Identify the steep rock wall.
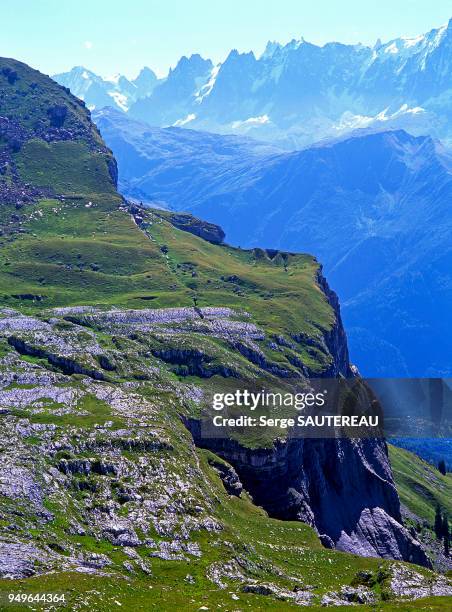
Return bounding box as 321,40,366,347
187,424,430,567
185,270,429,566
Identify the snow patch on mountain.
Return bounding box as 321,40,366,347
173,113,196,127
105,73,121,85
195,65,220,103
108,91,129,112
401,34,425,48
232,115,270,129
385,43,399,55
336,105,425,131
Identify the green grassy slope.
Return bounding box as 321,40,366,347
0,56,336,377
0,58,103,141
16,139,115,194
0,197,335,373
389,445,452,524
0,196,331,327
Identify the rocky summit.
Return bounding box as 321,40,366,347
0,57,451,610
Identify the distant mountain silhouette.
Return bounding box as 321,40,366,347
56,19,452,147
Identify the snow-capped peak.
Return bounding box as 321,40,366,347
53,66,160,114
401,34,425,48
172,113,196,127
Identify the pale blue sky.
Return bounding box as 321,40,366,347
2,0,451,78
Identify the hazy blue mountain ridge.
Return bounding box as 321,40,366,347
55,18,452,147
94,108,452,377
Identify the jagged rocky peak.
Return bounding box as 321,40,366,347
133,66,158,90
261,40,283,59
53,64,159,113
173,53,212,72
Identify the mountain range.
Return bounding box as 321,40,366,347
54,65,158,112
55,18,452,148
94,108,452,378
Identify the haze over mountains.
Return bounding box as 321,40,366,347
94,108,452,378
55,18,452,147
53,16,452,378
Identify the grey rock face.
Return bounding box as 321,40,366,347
315,268,352,377
0,466,41,503
79,552,112,569
336,507,427,565
242,582,314,605
54,303,332,379
192,432,429,566
389,564,452,599
208,458,243,496
0,305,432,588
320,586,376,606
65,305,235,326
102,523,140,547
0,542,43,578
130,205,226,245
